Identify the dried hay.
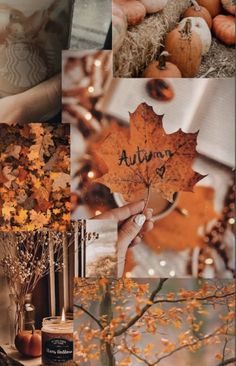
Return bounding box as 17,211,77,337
113,0,191,77
197,37,235,78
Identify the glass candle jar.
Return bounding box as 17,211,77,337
42,316,73,366
0,0,74,97
23,293,35,331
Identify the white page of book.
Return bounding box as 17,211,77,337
189,78,235,168
100,78,208,133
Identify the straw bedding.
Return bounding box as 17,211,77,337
113,0,191,78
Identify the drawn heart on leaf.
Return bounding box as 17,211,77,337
95,103,206,204
156,166,165,179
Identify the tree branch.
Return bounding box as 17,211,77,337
124,337,151,365
114,278,168,337
153,291,236,305
125,327,228,366
151,329,221,366
74,304,104,330
113,283,235,337
216,358,236,366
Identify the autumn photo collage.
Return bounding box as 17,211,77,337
0,1,235,366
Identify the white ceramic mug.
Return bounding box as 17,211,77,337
0,0,74,97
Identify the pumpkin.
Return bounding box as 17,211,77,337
112,4,127,53
165,19,202,77
212,14,235,45
139,0,168,13
221,0,236,14
15,326,41,358
197,0,222,17
115,0,146,26
183,0,213,28
146,79,175,101
142,51,182,77
113,2,125,17
179,17,212,55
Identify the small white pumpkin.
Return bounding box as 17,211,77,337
112,5,127,54
178,16,212,55
112,2,125,17
139,0,168,13
115,0,146,26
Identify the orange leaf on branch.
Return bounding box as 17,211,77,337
95,103,205,206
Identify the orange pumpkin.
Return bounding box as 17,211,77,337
165,19,202,77
142,51,182,78
15,327,41,358
146,79,175,101
221,0,236,14
197,0,222,17
116,0,147,26
183,0,213,28
212,14,235,45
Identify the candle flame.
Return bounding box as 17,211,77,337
61,308,66,322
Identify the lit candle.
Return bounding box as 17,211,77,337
42,309,73,366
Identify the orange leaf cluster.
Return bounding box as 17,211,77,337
74,278,235,365
0,123,70,231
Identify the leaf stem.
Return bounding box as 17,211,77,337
143,185,151,212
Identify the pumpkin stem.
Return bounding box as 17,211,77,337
158,51,170,70
31,324,35,335
180,18,192,39
191,0,201,11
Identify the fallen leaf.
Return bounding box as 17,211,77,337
14,209,28,224
2,166,15,188
95,103,205,202
1,203,15,221
5,145,22,159
144,186,219,252
51,172,70,191
0,123,70,231
0,169,8,185
30,123,45,139
29,210,51,227
17,167,29,182
32,186,50,202
42,129,54,156
34,199,52,212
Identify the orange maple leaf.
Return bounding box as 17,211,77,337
95,103,205,202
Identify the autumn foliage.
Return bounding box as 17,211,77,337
0,123,70,231
74,278,235,366
95,103,205,203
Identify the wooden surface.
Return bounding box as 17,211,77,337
1,345,41,366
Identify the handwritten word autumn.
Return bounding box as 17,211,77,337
118,146,173,167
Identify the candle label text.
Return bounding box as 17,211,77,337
43,338,73,363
